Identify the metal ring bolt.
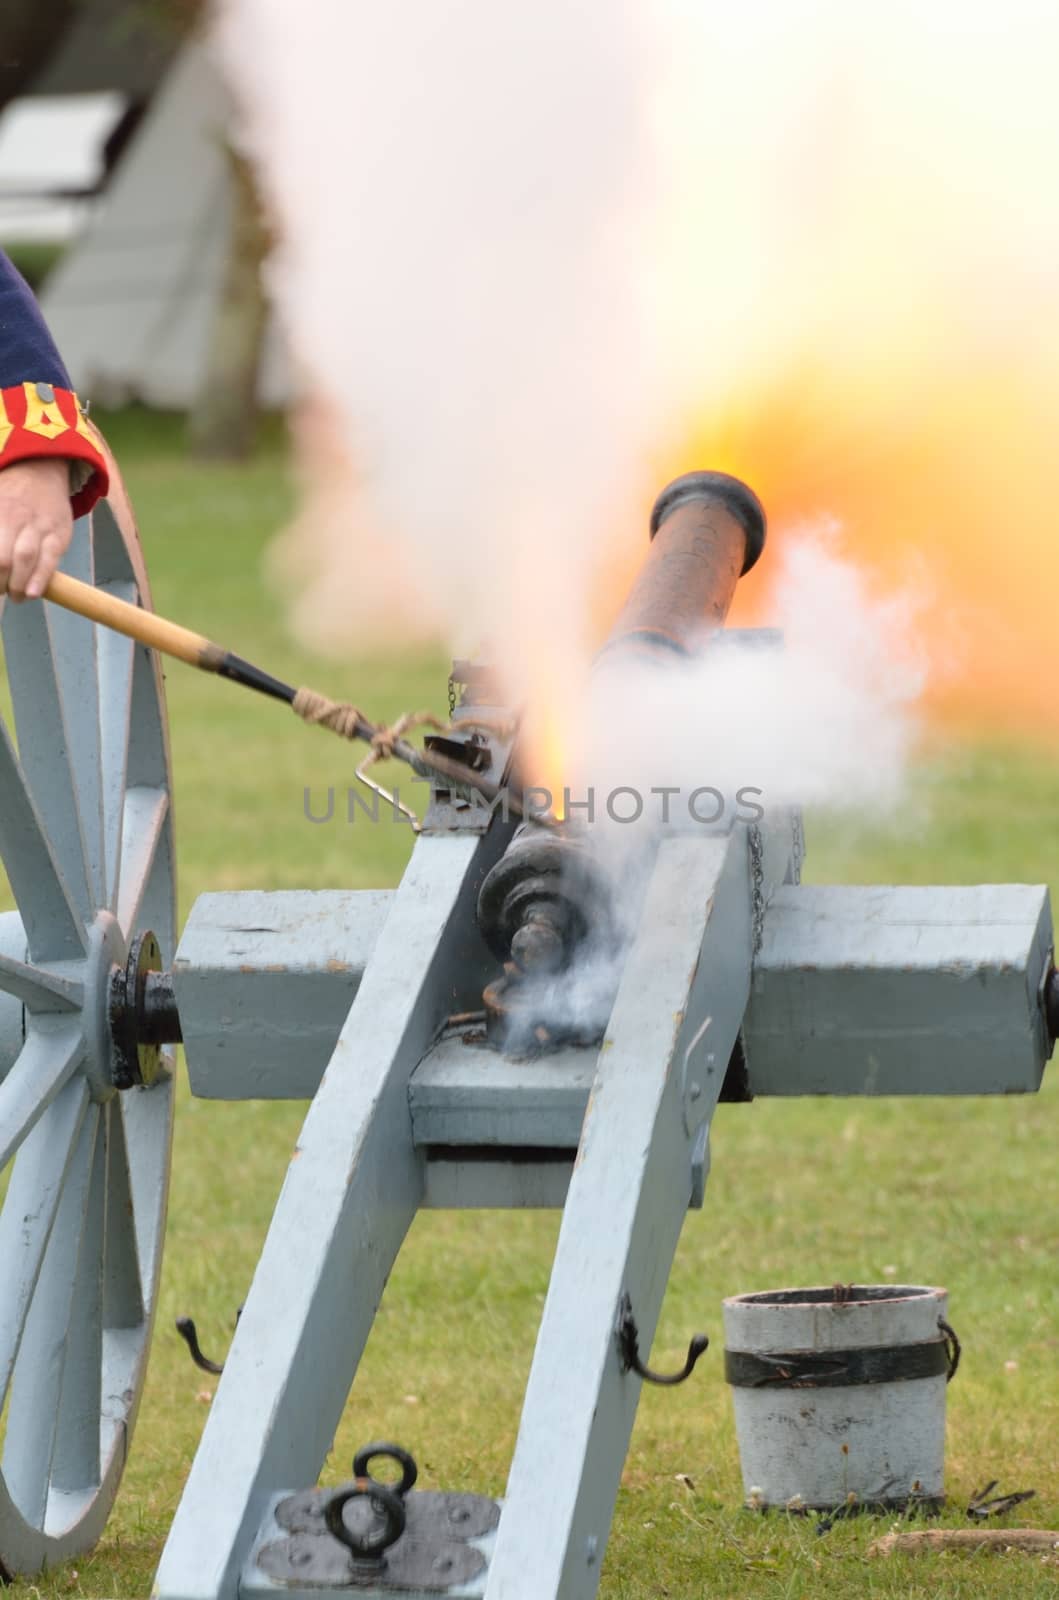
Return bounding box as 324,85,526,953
324,1443,418,1564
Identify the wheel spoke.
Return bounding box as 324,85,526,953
125,644,169,792
102,1099,143,1329
85,500,142,908
119,1067,173,1293
0,1023,84,1172
0,721,87,963
1,602,93,920
48,536,106,909
89,501,136,589
51,1117,106,1494
98,614,135,914
2,1106,100,1528
0,1078,90,1405
0,952,82,1013
115,787,169,940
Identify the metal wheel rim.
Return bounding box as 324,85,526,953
0,481,174,1575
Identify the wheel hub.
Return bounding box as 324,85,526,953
108,929,169,1090
81,910,127,1101
78,917,178,1098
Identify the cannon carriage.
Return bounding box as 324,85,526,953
0,465,1053,1598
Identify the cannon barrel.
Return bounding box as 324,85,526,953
599,470,766,662
476,472,766,986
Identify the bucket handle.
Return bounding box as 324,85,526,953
938,1317,961,1382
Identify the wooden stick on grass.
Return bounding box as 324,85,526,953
870,1529,1059,1558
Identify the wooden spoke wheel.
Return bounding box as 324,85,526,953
0,472,174,1576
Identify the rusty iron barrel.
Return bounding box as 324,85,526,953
598,470,766,663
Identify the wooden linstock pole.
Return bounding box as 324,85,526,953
45,571,296,701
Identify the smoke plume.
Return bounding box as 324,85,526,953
215,0,1059,806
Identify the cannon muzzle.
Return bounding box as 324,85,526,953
599,470,766,663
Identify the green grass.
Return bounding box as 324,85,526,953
6,410,1059,1597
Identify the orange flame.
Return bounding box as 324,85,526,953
518,689,576,820
585,349,1059,742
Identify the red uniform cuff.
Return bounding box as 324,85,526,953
0,381,109,517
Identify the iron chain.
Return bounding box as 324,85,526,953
748,823,766,956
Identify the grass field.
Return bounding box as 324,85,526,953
6,411,1059,1599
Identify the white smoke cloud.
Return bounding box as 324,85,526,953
578,530,928,827
213,0,1059,809
501,531,928,1050
214,0,661,692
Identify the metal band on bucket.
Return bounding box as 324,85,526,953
725,1336,951,1390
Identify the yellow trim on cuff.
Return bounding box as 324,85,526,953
21,381,70,441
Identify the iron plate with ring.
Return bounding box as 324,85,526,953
258,1442,499,1593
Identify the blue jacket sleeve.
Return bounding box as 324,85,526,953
0,250,73,390
0,249,108,515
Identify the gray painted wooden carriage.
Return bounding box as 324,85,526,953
0,471,1052,1598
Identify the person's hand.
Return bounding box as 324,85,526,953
0,457,74,601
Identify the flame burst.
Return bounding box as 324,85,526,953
556,349,1057,748
592,1,1059,741
530,340,1059,797
676,357,1059,733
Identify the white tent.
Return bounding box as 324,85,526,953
40,39,288,410
0,91,126,242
